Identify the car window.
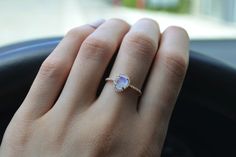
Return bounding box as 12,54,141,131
0,0,236,46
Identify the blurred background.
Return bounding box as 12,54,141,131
0,0,236,46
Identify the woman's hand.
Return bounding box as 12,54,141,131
0,18,189,157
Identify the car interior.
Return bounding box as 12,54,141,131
0,38,235,156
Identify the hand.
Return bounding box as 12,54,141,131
0,18,189,157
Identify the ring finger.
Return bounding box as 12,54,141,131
99,18,160,112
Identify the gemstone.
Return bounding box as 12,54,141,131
114,74,130,92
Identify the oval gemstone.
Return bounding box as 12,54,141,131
114,74,130,92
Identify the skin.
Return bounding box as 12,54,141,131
0,18,189,157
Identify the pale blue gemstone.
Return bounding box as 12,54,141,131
114,74,129,92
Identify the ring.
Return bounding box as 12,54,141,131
105,74,142,96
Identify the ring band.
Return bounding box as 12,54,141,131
105,74,142,96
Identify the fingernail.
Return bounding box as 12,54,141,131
88,19,106,29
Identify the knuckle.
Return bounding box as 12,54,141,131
84,37,113,52
86,129,115,154
125,32,157,59
91,132,113,147
87,117,117,148
39,57,68,78
82,37,114,60
162,51,188,78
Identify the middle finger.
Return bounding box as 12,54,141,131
54,19,130,113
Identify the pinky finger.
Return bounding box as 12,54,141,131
139,26,189,135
